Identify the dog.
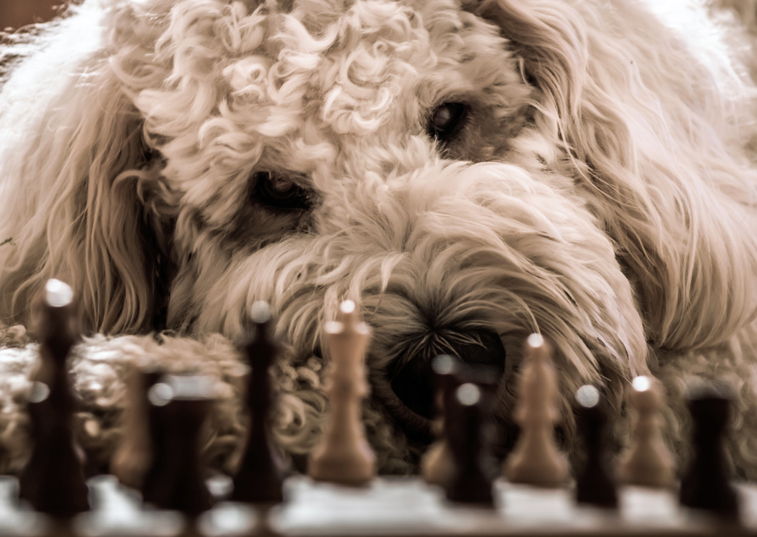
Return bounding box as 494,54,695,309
0,0,756,479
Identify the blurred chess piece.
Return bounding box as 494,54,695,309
445,382,495,506
232,301,286,504
309,300,376,485
505,334,568,487
111,363,164,489
679,383,739,520
617,376,675,488
421,355,461,487
19,279,89,518
141,374,215,516
574,384,618,509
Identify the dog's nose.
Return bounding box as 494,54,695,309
389,328,506,424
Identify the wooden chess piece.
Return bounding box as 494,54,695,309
574,385,618,509
232,301,285,504
445,382,495,506
421,355,461,486
679,383,740,520
309,300,376,485
617,376,675,488
19,279,89,518
504,333,568,487
111,363,164,489
141,374,215,516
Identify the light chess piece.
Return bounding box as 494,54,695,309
504,334,568,487
617,375,675,488
309,300,376,485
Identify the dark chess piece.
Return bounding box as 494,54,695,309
141,374,215,516
19,279,89,518
679,384,740,520
574,385,618,509
421,354,461,486
445,382,495,507
232,301,285,504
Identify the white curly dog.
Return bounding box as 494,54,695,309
0,0,756,479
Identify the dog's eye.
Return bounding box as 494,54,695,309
427,102,468,141
253,172,311,211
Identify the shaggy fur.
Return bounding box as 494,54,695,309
0,0,756,478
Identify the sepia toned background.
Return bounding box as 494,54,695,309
1,0,65,31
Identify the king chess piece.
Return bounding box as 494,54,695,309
617,376,675,488
19,279,89,518
504,333,568,487
309,300,376,485
232,301,286,504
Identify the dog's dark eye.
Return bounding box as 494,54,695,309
427,102,468,141
253,172,311,211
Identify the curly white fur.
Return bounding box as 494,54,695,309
0,0,756,478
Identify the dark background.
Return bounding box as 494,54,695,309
1,0,65,31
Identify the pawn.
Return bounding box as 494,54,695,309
421,355,461,486
141,374,215,516
19,279,89,518
679,384,739,520
617,376,675,488
445,383,495,506
309,300,376,485
505,334,568,487
111,364,164,489
574,385,617,509
232,302,285,504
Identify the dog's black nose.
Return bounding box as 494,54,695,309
388,328,506,423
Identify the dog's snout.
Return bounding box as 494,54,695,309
386,328,506,435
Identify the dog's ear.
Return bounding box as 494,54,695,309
0,2,173,334
473,0,757,351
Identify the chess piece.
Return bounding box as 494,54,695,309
617,376,675,488
232,301,285,504
574,385,618,508
421,355,461,486
505,334,568,487
309,300,376,485
141,374,215,516
679,384,739,520
111,364,164,489
19,279,89,518
445,383,495,506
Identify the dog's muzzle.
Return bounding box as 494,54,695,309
372,328,506,443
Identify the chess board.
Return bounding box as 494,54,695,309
1,475,757,537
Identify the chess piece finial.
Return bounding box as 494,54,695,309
141,374,215,516
617,376,675,488
232,301,286,504
19,279,89,518
574,384,618,509
308,300,376,485
445,382,495,506
421,355,461,486
679,383,739,520
504,334,568,487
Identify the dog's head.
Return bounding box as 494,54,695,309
2,0,756,464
